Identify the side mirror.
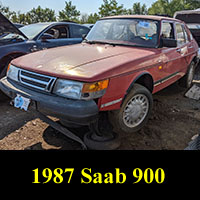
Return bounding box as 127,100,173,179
40,33,54,41
161,38,177,48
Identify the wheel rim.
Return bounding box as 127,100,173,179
122,94,149,128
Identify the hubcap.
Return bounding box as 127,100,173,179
123,94,149,128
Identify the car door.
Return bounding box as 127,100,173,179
182,24,196,68
69,24,90,43
36,24,82,50
159,21,188,85
174,23,190,74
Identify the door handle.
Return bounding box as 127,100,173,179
30,45,38,52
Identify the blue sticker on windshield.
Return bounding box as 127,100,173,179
139,21,150,28
145,34,152,40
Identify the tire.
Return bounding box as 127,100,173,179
59,120,83,128
109,83,153,134
0,61,10,79
179,61,196,89
83,131,121,150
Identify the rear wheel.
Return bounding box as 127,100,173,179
109,83,153,134
179,61,196,89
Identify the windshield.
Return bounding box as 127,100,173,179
86,19,159,48
0,23,50,40
19,23,50,39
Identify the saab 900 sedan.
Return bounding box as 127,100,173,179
0,15,199,148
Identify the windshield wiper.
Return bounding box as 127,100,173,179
111,43,143,47
84,40,117,46
1,33,22,40
84,40,146,47
83,39,153,48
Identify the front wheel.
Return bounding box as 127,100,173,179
109,84,153,134
0,61,10,79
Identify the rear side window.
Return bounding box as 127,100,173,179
182,26,189,42
70,25,89,38
176,23,186,46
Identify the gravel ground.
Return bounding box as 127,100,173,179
0,80,200,150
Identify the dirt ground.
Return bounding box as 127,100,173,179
0,80,200,150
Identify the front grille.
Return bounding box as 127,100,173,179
19,69,56,92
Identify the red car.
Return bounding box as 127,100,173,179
0,15,199,148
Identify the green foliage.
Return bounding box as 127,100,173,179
0,4,14,19
148,0,200,17
98,0,126,17
26,6,56,23
1,0,200,25
131,2,148,15
87,13,100,24
58,1,80,22
9,6,56,24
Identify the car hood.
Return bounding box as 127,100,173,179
0,13,27,39
12,43,157,82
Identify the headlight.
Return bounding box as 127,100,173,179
53,79,83,99
7,64,19,82
53,79,109,100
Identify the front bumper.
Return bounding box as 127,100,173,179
0,77,99,125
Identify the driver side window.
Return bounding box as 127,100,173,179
41,25,69,40
161,22,175,39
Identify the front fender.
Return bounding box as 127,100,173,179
99,71,153,111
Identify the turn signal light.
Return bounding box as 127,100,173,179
82,79,109,93
7,63,11,73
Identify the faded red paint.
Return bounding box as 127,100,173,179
11,16,199,111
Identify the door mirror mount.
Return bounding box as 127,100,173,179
40,33,54,42
161,38,177,48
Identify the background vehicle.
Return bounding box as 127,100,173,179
14,23,24,28
0,12,90,78
174,9,200,46
83,24,94,29
0,15,199,149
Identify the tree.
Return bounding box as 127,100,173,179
186,0,200,9
98,0,126,17
87,13,100,24
132,2,147,15
148,0,200,17
26,6,56,24
148,0,171,16
0,4,14,20
58,1,80,22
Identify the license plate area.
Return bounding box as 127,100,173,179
14,94,31,111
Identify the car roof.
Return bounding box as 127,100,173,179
101,15,182,22
30,21,84,26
